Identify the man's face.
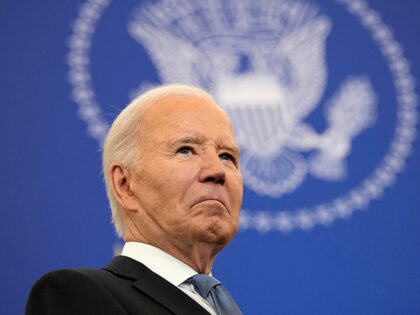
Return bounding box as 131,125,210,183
128,95,243,248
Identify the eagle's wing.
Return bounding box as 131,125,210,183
128,18,211,87
272,16,331,122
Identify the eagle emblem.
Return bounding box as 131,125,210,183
128,0,377,197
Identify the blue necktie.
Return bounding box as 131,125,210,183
187,274,242,315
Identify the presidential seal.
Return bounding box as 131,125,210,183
68,0,417,233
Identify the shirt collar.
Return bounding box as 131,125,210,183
121,242,199,287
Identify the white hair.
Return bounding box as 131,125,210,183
102,84,216,237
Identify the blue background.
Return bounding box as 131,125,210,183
1,0,419,314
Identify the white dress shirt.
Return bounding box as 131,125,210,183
121,242,217,315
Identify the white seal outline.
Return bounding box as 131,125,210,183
67,0,418,233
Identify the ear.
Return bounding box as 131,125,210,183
109,163,139,212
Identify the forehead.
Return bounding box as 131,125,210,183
140,95,235,140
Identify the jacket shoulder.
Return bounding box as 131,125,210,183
25,268,128,315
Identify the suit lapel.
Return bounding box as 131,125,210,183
103,256,210,315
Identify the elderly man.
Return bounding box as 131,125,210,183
26,85,244,315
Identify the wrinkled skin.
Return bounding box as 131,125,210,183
111,95,243,273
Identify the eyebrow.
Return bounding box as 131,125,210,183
219,142,241,157
170,136,240,157
170,136,204,148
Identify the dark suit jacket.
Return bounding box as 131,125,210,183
25,255,211,315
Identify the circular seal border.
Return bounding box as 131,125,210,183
67,0,418,233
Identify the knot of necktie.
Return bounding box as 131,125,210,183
186,274,242,315
188,274,221,298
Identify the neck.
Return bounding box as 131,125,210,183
123,212,228,274
162,240,222,274
124,228,224,275
125,234,222,274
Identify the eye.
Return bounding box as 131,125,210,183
177,146,192,155
219,152,234,161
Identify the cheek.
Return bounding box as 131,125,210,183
171,162,199,187
156,165,198,213
234,172,244,198
229,174,244,213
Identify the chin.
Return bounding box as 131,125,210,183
196,218,236,246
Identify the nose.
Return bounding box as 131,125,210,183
198,152,226,185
